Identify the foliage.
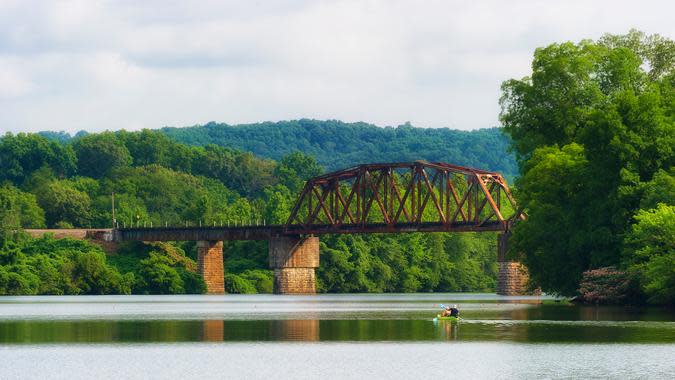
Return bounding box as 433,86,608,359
160,120,518,179
223,273,257,294
0,133,76,184
500,30,674,300
0,185,45,229
638,169,675,210
1,119,511,295
275,151,323,193
109,242,205,294
137,252,185,294
0,235,132,295
73,132,133,179
239,269,274,293
576,267,641,305
508,143,592,294
623,204,675,305
35,180,92,228
317,232,497,293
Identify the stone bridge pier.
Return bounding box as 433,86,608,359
197,240,225,294
269,236,319,294
496,232,530,295
196,236,319,294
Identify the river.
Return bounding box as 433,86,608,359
1,294,674,379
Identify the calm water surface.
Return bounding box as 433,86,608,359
1,294,674,379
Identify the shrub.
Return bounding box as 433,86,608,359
223,273,257,294
577,267,642,304
240,269,273,293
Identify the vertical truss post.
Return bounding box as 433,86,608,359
308,183,312,224
466,177,473,222
416,167,422,223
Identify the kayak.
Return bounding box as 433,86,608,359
434,314,460,322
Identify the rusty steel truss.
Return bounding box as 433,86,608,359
285,161,523,235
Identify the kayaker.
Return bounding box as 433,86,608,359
441,305,459,318
449,304,459,318
441,306,451,317
441,304,459,318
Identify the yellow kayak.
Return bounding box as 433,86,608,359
434,314,460,322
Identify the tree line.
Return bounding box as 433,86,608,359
0,128,499,295
43,120,519,180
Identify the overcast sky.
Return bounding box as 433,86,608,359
1,0,673,134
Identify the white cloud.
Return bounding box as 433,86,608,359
0,0,673,133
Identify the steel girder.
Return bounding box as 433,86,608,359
285,161,524,235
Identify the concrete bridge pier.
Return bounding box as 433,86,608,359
269,236,319,294
197,240,225,294
496,232,530,295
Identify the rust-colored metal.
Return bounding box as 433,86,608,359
113,161,524,242
285,161,523,235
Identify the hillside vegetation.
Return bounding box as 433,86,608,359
1,128,499,295
161,120,518,178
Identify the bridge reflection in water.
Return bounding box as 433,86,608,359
202,320,319,342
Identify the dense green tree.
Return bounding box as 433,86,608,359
317,232,497,294
262,185,292,224
500,30,674,297
223,273,257,294
638,169,675,209
73,132,132,178
118,129,173,167
275,152,323,193
0,133,76,183
239,269,274,293
624,204,675,305
0,185,45,229
0,235,132,295
161,120,518,179
36,181,92,228
137,252,185,294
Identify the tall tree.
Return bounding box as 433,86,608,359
72,132,132,178
0,133,76,183
500,30,674,295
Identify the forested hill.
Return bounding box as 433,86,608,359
160,120,517,178
2,128,500,295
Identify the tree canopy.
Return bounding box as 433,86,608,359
157,120,518,179
500,30,674,300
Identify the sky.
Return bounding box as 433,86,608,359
1,0,673,134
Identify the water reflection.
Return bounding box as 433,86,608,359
272,320,319,341
202,320,223,342
0,295,674,344
438,319,459,341
3,318,673,344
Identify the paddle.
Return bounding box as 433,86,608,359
433,304,447,322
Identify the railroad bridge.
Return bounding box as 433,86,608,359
111,161,527,295
47,161,524,295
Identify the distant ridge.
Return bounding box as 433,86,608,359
160,120,517,179
34,120,518,179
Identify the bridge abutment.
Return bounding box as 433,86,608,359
197,240,225,294
269,236,319,294
496,232,530,295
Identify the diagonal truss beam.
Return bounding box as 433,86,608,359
285,161,520,234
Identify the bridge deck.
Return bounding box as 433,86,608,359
113,221,503,242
